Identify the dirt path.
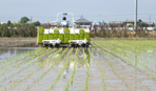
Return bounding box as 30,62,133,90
0,37,38,47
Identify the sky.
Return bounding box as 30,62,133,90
0,0,156,23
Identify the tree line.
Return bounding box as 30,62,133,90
0,24,37,37
91,22,156,38
0,16,39,37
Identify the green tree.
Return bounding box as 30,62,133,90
20,16,30,24
138,22,149,27
34,21,41,26
128,25,134,27
7,20,11,26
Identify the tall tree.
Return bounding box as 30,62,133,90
20,16,30,24
34,21,41,26
7,20,11,26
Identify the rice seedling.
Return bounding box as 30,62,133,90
0,49,52,83
95,40,156,81
88,48,106,91
82,48,90,91
0,48,42,70
64,48,78,91
95,41,142,70
93,40,146,88
0,39,156,90
0,49,46,77
23,48,68,91
46,48,73,91
4,49,58,90
92,43,125,68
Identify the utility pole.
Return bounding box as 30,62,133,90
31,16,33,23
149,15,151,22
134,0,138,31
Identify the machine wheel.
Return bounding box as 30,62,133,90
71,44,74,47
50,44,54,48
74,44,77,48
82,44,86,48
55,44,60,48
86,44,89,48
57,44,60,48
44,44,49,49
77,44,80,48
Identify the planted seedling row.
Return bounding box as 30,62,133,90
23,48,68,91
0,48,42,69
64,48,78,91
46,48,73,91
82,48,90,91
0,49,52,84
95,41,142,71
0,48,49,78
4,48,58,91
91,44,125,68
97,41,156,76
88,48,106,91
1,48,43,70
95,40,156,82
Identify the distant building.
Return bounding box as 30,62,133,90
145,22,155,27
0,22,7,25
26,21,34,24
109,21,125,27
74,16,92,28
125,19,142,26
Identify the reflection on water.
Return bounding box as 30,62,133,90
0,47,39,61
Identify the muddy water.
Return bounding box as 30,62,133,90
0,47,39,62
0,47,156,91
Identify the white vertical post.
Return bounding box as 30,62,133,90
134,0,138,31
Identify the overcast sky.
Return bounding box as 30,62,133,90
0,0,156,23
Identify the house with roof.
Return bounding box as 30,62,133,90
0,22,7,25
109,21,125,27
125,19,142,27
26,21,34,25
145,22,155,27
74,16,92,28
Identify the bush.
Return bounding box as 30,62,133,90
0,24,37,37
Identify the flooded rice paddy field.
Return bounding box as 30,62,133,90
0,40,156,91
